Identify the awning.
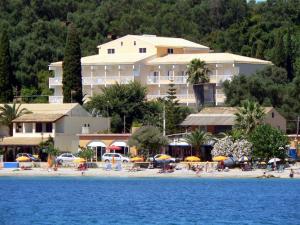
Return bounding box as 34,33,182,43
169,141,190,146
0,137,46,146
87,141,106,148
111,141,127,147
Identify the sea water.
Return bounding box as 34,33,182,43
0,177,299,225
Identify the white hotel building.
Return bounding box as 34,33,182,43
49,35,271,105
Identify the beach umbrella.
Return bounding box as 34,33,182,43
158,155,171,160
109,145,122,151
185,156,201,162
131,156,143,162
268,158,281,164
213,156,228,162
239,156,250,162
16,156,30,162
73,158,86,163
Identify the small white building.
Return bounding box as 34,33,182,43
0,103,109,161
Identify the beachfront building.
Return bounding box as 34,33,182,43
49,35,272,106
78,133,135,161
0,103,108,161
181,107,286,134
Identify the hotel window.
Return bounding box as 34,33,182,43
16,123,22,133
139,48,146,53
107,48,115,54
36,123,42,133
167,70,173,80
167,48,174,54
46,123,53,133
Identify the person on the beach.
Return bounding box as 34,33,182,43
220,160,225,170
205,161,209,172
290,169,294,178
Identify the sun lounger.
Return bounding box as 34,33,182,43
266,165,273,172
277,165,284,173
104,163,112,171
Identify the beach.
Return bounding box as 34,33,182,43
1,163,299,179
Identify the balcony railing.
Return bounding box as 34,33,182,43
147,94,195,100
209,74,232,83
147,76,188,84
49,76,134,86
49,77,62,86
49,96,63,103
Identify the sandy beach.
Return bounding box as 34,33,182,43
1,163,300,179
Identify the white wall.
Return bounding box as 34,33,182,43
98,36,157,55
54,116,109,152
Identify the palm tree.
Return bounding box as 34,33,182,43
186,59,211,109
235,100,265,135
0,103,31,135
184,129,211,157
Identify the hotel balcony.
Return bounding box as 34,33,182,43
147,76,188,85
49,76,134,87
209,74,232,84
49,96,63,103
147,94,195,104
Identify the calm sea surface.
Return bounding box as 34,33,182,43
0,177,299,225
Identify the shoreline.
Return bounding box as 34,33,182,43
1,167,299,179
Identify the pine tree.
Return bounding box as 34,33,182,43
0,29,14,102
166,82,178,104
255,40,265,59
285,28,294,81
272,30,285,68
62,24,83,104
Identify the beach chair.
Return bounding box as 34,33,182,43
104,163,112,171
115,162,122,171
277,165,284,173
266,164,272,172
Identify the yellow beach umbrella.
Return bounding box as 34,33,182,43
16,156,30,162
131,156,143,162
158,155,171,160
73,158,86,163
213,156,228,161
185,156,201,162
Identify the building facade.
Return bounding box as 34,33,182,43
181,107,286,133
49,35,272,106
0,103,109,161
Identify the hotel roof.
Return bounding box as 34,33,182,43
181,107,274,126
0,103,87,116
50,53,154,67
12,114,65,123
147,53,272,65
98,34,210,49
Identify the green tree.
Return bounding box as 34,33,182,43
249,124,288,160
186,59,211,109
78,146,94,162
272,30,285,68
62,24,83,104
0,29,14,102
128,126,169,158
184,129,211,157
0,103,31,135
235,100,265,135
85,81,147,133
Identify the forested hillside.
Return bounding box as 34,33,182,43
0,1,300,118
